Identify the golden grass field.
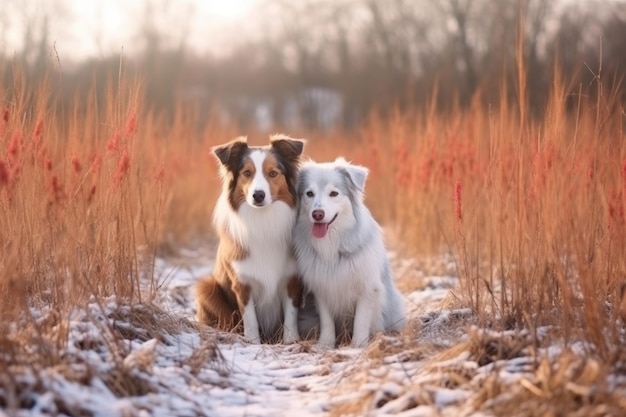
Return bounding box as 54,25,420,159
1,60,626,415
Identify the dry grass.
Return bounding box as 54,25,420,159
322,322,626,416
1,51,626,414
306,70,626,354
0,69,227,309
302,61,626,414
0,68,225,411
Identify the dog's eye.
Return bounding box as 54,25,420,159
329,191,339,197
242,170,252,177
268,170,279,178
306,191,314,197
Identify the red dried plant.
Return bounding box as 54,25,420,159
454,180,463,222
393,141,412,186
363,137,381,176
0,108,9,136
89,154,102,175
114,149,131,185
71,153,82,174
106,131,121,154
124,112,137,136
33,119,43,138
87,184,97,203
41,153,53,171
154,165,165,182
7,132,22,163
49,175,66,204
0,160,9,187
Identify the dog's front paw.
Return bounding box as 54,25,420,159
313,342,334,351
350,337,369,348
316,336,335,349
243,327,261,344
282,327,299,344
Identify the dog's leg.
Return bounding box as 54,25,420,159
234,281,260,343
316,298,336,348
282,276,302,343
282,297,299,343
352,298,375,347
242,300,261,343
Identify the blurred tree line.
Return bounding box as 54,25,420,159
1,0,625,129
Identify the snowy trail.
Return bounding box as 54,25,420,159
146,248,466,417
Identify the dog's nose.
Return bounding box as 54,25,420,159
312,209,325,221
253,190,265,204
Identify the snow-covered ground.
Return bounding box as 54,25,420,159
4,246,626,416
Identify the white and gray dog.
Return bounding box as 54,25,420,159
293,157,406,347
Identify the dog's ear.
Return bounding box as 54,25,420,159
212,136,248,166
270,134,305,159
335,157,369,192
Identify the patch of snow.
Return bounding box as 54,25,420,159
433,387,471,406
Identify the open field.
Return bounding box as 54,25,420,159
1,62,626,416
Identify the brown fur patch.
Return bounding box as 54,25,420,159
230,158,256,210
269,136,304,205
196,277,241,331
287,275,304,308
196,232,249,332
263,153,295,207
233,281,251,309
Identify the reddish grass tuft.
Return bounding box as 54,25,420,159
41,153,53,171
87,184,97,203
7,132,21,161
106,131,121,153
607,189,626,234
89,154,102,174
114,149,131,185
124,112,137,136
454,181,462,222
71,153,82,174
154,165,165,182
0,160,9,187
33,119,43,138
48,174,66,203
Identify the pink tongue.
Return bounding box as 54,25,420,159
312,223,329,238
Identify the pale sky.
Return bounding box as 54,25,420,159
0,0,261,61
0,0,618,64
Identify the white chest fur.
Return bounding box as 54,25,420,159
222,200,297,303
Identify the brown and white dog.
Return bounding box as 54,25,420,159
196,135,305,343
